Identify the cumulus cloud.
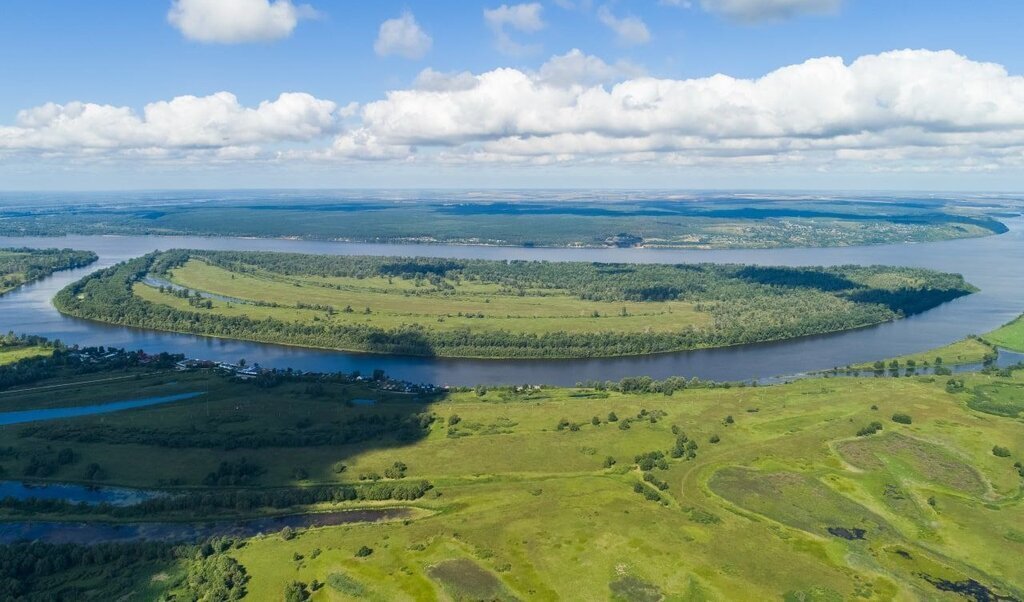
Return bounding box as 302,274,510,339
374,11,432,59
535,49,643,87
700,0,842,23
168,0,317,43
597,6,651,45
6,49,1024,176
484,3,546,55
322,49,1024,172
1,92,339,157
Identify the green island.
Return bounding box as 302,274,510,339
0,197,1009,249
53,249,976,359
0,329,1021,600
0,247,97,295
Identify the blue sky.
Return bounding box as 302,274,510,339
2,0,1024,190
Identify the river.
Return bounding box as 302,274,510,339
0,219,1021,386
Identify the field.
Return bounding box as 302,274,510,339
985,315,1024,352
0,345,52,366
0,357,1021,600
0,247,97,294
54,249,976,359
0,195,1010,250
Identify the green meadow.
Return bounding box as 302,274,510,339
985,315,1024,352
1,358,1021,600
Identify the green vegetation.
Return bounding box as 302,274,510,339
985,315,1024,352
54,249,976,358
0,247,96,294
0,354,1021,600
0,333,61,367
851,335,996,372
0,196,1008,249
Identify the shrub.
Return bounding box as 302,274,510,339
355,546,373,558
607,411,619,422
993,446,1012,458
603,456,617,468
856,421,884,437
284,581,310,602
891,413,912,425
709,434,721,444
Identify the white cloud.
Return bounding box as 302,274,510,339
1,92,339,156
7,49,1024,177
700,0,841,23
535,49,643,87
484,3,546,55
167,0,316,44
374,11,432,60
414,68,479,92
324,49,1024,172
597,6,651,45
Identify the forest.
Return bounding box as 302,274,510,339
52,249,976,358
0,247,97,294
0,194,1010,249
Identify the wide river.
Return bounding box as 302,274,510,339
1,220,1022,386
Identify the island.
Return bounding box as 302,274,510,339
53,249,977,359
0,247,97,295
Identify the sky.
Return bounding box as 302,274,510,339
2,0,1024,191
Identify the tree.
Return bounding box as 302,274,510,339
355,546,373,557
284,581,310,602
607,411,618,422
475,385,487,397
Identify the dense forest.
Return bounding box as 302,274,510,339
0,248,97,294
54,250,976,359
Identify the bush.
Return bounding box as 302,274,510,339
603,456,617,468
993,446,1012,458
709,434,721,444
856,421,884,437
891,413,912,425
355,546,373,557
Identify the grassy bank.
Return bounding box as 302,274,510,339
985,315,1024,352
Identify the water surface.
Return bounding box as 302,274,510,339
0,392,204,426
0,507,411,544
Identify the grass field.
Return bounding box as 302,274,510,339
149,258,714,337
0,345,52,366
985,315,1024,352
1,362,1021,600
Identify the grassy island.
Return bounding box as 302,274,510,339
54,249,976,359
